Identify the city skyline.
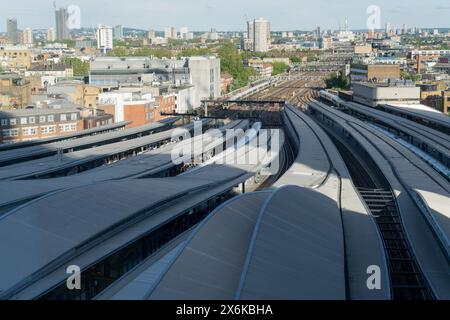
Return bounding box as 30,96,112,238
1,0,450,32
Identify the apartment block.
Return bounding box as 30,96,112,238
0,107,83,143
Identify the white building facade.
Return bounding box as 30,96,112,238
97,25,114,52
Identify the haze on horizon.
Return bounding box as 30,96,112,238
1,0,450,32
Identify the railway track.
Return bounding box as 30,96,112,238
300,100,447,299
326,130,435,300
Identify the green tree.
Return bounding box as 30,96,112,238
106,47,128,57
61,57,90,77
178,47,211,57
401,70,421,82
325,72,350,90
218,42,256,90
290,56,302,63
272,62,289,76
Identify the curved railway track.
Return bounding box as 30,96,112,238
302,100,448,299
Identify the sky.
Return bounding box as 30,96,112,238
1,0,450,32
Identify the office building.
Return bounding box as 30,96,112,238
352,81,421,107
22,28,33,45
179,27,189,39
350,63,401,83
247,20,254,47
90,56,221,108
47,28,56,42
55,7,69,41
97,25,114,52
6,19,18,44
113,25,123,40
253,18,270,52
164,27,177,39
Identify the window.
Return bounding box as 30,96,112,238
59,123,77,132
39,116,46,123
2,129,19,137
9,118,17,126
60,114,67,122
29,117,35,124
41,126,56,134
0,119,7,126
20,117,27,125
22,127,37,136
48,115,54,123
71,113,78,121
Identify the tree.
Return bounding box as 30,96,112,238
106,47,128,57
178,47,211,57
218,42,257,90
272,62,289,76
290,56,302,64
325,72,350,90
132,48,173,58
62,57,90,77
401,70,421,82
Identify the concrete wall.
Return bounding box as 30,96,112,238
188,57,221,108
353,83,421,107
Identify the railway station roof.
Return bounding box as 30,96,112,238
0,118,178,167
0,165,250,298
105,186,347,300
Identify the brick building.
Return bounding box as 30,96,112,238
350,64,401,83
0,107,83,143
98,92,176,128
0,74,31,108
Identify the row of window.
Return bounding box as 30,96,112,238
2,123,77,138
0,113,78,126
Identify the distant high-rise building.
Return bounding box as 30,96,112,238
401,24,407,35
148,29,156,39
55,7,69,40
6,18,18,44
113,25,123,40
164,27,177,39
185,32,194,40
180,27,189,39
253,18,270,52
47,28,56,42
22,28,33,45
209,28,219,41
97,25,114,52
247,20,254,44
385,22,391,36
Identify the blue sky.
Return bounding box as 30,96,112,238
1,0,450,31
